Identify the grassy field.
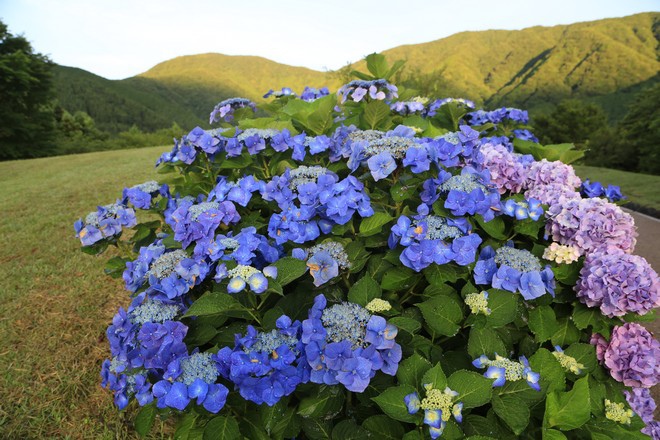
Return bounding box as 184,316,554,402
574,166,660,212
0,147,658,439
0,146,171,439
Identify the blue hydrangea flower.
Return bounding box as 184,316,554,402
512,129,539,142
209,97,256,123
338,79,398,103
263,87,295,98
423,97,476,117
214,264,277,294
169,199,240,249
293,242,351,287
122,181,168,210
467,107,528,125
300,86,330,102
473,354,541,391
367,151,397,181
74,202,137,246
142,249,210,301
473,244,555,300
502,198,544,221
391,99,426,115
152,352,229,413
389,205,482,271
581,178,625,202
301,295,402,392
215,315,309,406
404,386,464,439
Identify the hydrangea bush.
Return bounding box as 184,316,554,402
76,54,660,439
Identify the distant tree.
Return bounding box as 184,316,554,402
0,20,56,160
533,99,609,149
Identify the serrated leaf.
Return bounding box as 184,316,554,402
397,353,432,387
272,257,308,286
484,289,518,328
424,263,464,286
544,376,590,430
528,305,558,342
381,266,418,291
529,348,566,393
348,275,381,306
564,343,597,373
492,394,530,435
389,316,421,335
297,387,344,419
345,240,371,273
301,419,333,440
361,415,405,439
542,429,568,440
331,420,369,439
372,385,419,423
359,211,393,237
416,294,463,336
513,218,543,239
447,370,494,409
183,293,253,319
421,363,447,390
203,416,240,440
551,318,580,346
363,100,392,130
366,53,389,78
134,403,157,437
467,326,507,358
474,215,507,240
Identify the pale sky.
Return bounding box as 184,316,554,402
2,0,658,80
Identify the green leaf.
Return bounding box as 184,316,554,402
572,303,602,330
492,394,530,435
348,275,381,306
365,53,389,77
359,212,394,237
564,343,598,373
104,256,130,278
297,387,344,419
183,293,252,319
361,416,405,440
447,370,494,409
513,218,543,239
552,262,581,285
529,348,566,393
362,100,392,130
345,240,371,273
306,96,336,135
134,402,157,437
542,429,568,440
203,416,240,440
184,323,217,346
301,419,333,440
216,153,253,170
559,149,585,164
381,266,418,291
551,318,580,346
474,215,507,240
272,257,308,286
390,180,419,202
386,59,406,80
421,363,447,390
389,316,422,335
467,326,507,358
424,264,464,286
528,305,559,342
331,420,369,440
397,353,432,387
372,385,419,423
416,294,463,336
544,376,590,430
484,289,519,328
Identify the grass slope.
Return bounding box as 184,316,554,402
54,13,659,134
574,165,660,211
0,146,171,439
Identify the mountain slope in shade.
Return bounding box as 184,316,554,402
53,12,659,133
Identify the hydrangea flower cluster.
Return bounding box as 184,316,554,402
522,159,582,206
477,142,531,194
502,197,543,221
604,399,634,425
594,323,660,388
472,354,540,390
262,166,373,244
474,244,554,300
467,107,529,125
424,97,475,117
576,249,659,317
465,291,491,316
215,264,277,294
546,197,637,256
301,295,402,392
552,346,585,374
542,242,580,264
390,98,426,115
293,241,351,286
153,352,229,412
216,316,309,405
209,97,256,123
337,79,398,103
75,202,137,246
122,181,168,210
418,166,500,221
581,179,625,202
624,387,656,424
405,385,464,439
263,87,295,98
168,198,240,249
388,205,482,271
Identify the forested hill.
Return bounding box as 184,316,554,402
53,12,659,134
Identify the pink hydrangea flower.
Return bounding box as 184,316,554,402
603,323,660,388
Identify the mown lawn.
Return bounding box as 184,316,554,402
0,148,657,438
574,166,660,212
0,146,172,439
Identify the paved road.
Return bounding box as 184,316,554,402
625,210,660,419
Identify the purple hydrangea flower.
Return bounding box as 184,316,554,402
603,323,660,388
546,197,637,256
209,97,256,123
478,143,529,194
624,387,656,424
338,79,398,103
74,202,137,246
367,151,397,181
576,249,659,317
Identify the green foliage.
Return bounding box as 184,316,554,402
0,20,57,159
533,99,609,149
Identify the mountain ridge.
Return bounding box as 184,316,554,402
53,12,659,133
